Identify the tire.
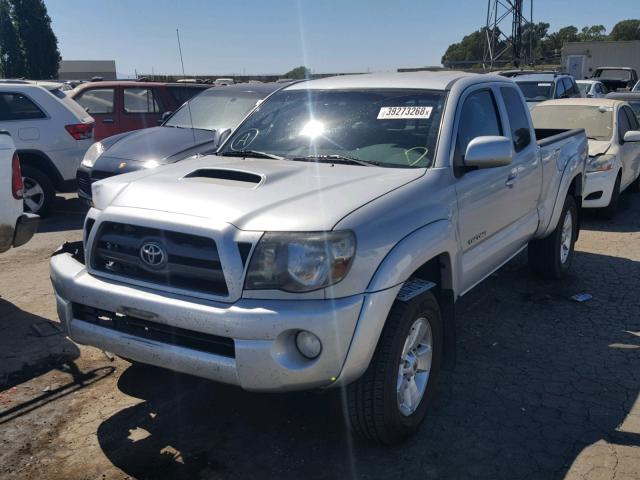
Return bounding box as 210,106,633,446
347,291,443,444
21,166,55,217
528,194,578,279
598,173,621,219
630,173,640,193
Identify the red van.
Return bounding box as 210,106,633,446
71,81,209,140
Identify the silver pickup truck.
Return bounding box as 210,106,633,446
50,71,587,444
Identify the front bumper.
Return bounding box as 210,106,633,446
582,169,617,209
50,251,395,391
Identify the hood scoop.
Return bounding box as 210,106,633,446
183,169,263,188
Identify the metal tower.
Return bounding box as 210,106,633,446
483,0,533,70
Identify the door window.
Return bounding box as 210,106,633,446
123,87,162,113
74,88,115,114
618,108,632,142
500,87,531,152
555,80,566,99
623,106,639,130
454,89,502,165
0,93,46,120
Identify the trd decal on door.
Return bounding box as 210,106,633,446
467,231,487,246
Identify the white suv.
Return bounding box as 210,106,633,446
0,131,38,253
0,83,94,215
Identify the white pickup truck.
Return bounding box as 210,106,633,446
50,72,587,444
0,131,38,253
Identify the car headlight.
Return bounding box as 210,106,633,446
245,231,356,292
81,141,104,168
587,154,615,173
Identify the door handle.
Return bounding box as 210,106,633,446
102,118,114,124
505,172,517,188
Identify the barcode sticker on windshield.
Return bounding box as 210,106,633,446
538,82,552,86
377,106,432,120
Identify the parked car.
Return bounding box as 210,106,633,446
576,80,608,98
607,92,640,123
71,81,209,141
514,73,581,109
633,80,640,92
591,67,638,93
0,83,94,216
0,131,38,253
214,78,235,86
531,98,640,218
76,83,283,201
50,71,587,444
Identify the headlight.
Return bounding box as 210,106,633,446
81,142,104,168
245,231,356,292
587,154,615,173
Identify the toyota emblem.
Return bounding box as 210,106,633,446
139,242,167,268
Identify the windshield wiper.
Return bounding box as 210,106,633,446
218,150,287,161
291,154,379,167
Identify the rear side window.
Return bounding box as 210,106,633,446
500,87,531,152
454,90,502,164
75,88,115,114
0,93,46,120
123,87,162,113
167,85,206,105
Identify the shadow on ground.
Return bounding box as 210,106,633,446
95,240,640,479
36,195,88,234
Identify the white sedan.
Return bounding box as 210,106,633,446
577,80,608,98
531,98,640,218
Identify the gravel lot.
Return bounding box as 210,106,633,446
1,192,639,480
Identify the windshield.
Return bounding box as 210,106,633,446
595,69,631,80
577,83,590,95
218,89,446,168
531,105,613,141
165,90,262,131
516,81,554,102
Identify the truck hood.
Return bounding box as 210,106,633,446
100,156,424,231
99,126,217,163
587,140,611,157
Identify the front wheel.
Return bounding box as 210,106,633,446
346,291,443,444
528,194,578,279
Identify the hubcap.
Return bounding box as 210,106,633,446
22,176,45,213
560,209,573,264
397,317,433,416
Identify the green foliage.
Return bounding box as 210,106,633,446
609,19,640,41
441,28,500,65
10,0,60,79
0,0,23,78
284,66,310,79
579,25,606,41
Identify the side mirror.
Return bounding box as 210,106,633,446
214,128,232,146
623,130,640,142
160,111,173,124
464,136,514,168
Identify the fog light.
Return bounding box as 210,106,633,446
295,331,322,359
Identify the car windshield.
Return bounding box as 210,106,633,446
516,81,554,102
531,105,613,141
595,69,631,80
577,83,590,95
218,89,446,168
164,89,262,131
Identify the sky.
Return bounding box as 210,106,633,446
45,0,638,77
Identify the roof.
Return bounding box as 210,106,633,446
513,73,569,82
285,71,482,91
534,98,624,108
202,82,284,95
606,92,640,100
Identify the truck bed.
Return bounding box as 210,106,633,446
535,128,586,147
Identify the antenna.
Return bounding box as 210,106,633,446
176,28,197,145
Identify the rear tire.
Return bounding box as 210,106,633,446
528,194,577,279
598,173,621,219
347,291,443,445
21,166,55,217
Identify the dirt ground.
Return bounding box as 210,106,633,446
1,192,639,480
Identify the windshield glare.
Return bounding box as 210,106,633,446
165,90,261,131
219,89,446,168
516,81,554,102
531,105,613,141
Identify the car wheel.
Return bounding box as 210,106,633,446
528,194,578,279
598,173,621,219
347,291,443,444
21,166,55,217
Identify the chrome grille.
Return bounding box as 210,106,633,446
91,221,228,296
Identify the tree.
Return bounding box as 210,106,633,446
441,28,498,66
0,0,24,78
9,0,60,79
609,19,640,41
284,66,310,79
578,25,607,41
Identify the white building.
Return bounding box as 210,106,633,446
562,41,640,79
